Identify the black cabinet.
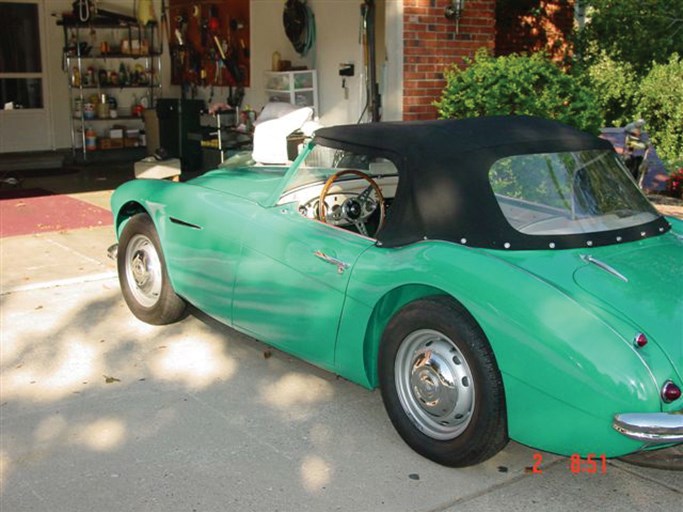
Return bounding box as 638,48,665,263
156,99,204,171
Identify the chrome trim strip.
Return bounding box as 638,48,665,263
580,254,629,283
313,250,350,274
169,217,203,230
613,411,683,443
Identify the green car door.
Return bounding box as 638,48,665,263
231,202,375,368
154,185,254,322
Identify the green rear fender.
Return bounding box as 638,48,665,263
337,241,668,456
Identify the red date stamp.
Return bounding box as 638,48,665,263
530,453,608,474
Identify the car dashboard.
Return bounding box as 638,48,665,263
278,174,399,232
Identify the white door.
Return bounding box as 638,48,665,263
0,0,52,152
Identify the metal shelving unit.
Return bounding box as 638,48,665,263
58,19,162,160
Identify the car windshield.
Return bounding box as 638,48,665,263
282,143,398,194
489,149,660,236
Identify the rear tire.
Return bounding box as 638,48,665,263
378,296,508,467
118,214,186,325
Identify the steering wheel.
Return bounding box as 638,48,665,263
318,170,386,237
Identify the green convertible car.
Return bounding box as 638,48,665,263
111,116,682,467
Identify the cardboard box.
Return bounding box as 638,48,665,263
134,157,181,180
143,108,160,156
124,137,139,148
109,128,124,139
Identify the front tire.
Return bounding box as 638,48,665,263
378,296,508,467
117,213,186,325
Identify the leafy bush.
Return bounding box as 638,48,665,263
435,50,603,134
577,0,683,75
579,50,639,127
637,54,683,164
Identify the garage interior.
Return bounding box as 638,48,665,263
1,0,575,183
0,0,399,174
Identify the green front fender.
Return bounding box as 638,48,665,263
111,178,179,237
335,240,669,457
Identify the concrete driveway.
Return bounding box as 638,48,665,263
1,221,681,511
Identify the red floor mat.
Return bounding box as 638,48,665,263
0,189,113,238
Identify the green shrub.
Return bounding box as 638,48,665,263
637,54,683,164
435,50,603,134
579,50,639,127
576,0,683,76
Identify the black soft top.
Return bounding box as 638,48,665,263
313,116,668,250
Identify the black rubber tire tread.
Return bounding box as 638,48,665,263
117,213,187,325
378,295,508,467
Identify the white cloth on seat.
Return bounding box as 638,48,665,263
251,103,314,164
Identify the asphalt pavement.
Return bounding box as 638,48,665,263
1,190,681,512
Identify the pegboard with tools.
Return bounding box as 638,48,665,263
168,0,249,88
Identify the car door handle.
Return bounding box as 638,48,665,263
313,250,350,274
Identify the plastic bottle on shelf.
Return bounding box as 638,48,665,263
85,126,97,151
97,93,110,118
108,96,118,118
73,97,82,118
119,63,128,86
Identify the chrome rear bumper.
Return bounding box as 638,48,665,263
613,412,683,444
107,243,118,261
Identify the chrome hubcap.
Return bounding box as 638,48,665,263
395,329,475,440
125,234,162,308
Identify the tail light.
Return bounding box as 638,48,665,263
662,381,682,403
633,333,648,348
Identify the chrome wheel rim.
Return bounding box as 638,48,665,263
125,234,162,308
395,329,475,440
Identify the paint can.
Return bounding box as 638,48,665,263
96,101,109,119
83,102,95,120
73,97,82,118
85,127,97,151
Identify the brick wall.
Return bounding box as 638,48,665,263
400,1,576,121
402,0,496,121
495,0,575,62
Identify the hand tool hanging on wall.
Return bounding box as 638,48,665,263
167,0,249,88
160,0,170,50
74,0,92,23
201,16,209,48
229,18,249,58
213,26,244,85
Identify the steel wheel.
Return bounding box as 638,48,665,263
378,296,508,467
117,214,186,325
124,233,163,308
395,329,475,440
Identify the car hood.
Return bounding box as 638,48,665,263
495,233,682,378
189,166,287,205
